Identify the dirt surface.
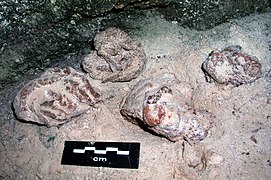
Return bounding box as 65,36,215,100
1,11,271,179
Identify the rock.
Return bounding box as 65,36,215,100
159,0,269,30
82,27,146,82
205,151,224,166
120,73,212,141
182,142,224,170
182,142,207,170
202,45,262,86
13,67,100,127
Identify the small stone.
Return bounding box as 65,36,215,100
205,151,224,165
182,143,206,170
202,45,262,86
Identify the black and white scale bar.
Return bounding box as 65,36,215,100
61,141,140,169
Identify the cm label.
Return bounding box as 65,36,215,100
93,157,107,162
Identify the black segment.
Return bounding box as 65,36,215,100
61,141,140,169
